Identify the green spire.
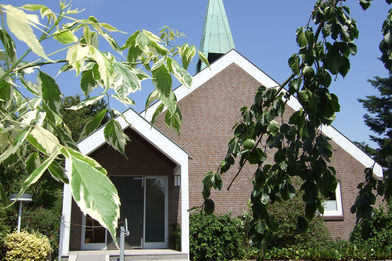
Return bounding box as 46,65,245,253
197,0,235,72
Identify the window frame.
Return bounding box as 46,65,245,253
322,181,343,218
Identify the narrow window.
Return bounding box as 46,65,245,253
323,181,343,217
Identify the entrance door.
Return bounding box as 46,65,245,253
144,177,168,248
107,177,144,249
81,176,168,250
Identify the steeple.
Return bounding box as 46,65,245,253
197,0,235,72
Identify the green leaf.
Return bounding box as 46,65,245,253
3,5,51,61
54,29,78,44
111,63,140,100
324,48,340,75
27,126,61,155
151,103,165,125
288,54,301,74
81,67,98,96
38,70,61,114
168,58,192,88
0,128,30,164
161,91,178,116
25,152,40,175
135,30,150,53
296,29,308,48
0,132,9,154
268,120,280,135
21,4,46,11
79,109,108,142
0,28,17,64
63,147,120,246
204,199,215,214
66,95,104,111
145,90,160,110
152,64,173,104
111,95,135,106
89,46,114,88
359,0,371,10
18,146,60,198
66,44,89,75
243,138,256,150
48,160,68,183
198,50,209,69
100,30,122,53
122,30,139,50
289,78,302,94
22,4,56,21
104,119,129,157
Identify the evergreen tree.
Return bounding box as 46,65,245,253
358,76,392,168
61,95,110,141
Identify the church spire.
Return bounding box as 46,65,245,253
197,0,235,72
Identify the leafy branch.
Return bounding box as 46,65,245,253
0,1,203,246
202,0,382,257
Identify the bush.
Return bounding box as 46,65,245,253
3,231,52,261
8,206,61,258
264,239,391,260
239,196,332,256
189,212,244,261
350,203,392,258
268,190,331,250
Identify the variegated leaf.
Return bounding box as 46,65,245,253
104,119,129,157
27,126,61,156
3,5,50,60
63,147,120,246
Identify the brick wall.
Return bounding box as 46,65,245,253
154,62,372,240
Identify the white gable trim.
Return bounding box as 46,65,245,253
142,49,382,178
78,108,187,163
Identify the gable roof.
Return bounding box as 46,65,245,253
77,107,188,166
143,49,383,178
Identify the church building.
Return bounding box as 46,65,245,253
59,0,382,260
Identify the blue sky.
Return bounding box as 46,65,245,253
3,0,391,146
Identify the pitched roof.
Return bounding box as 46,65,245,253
198,0,235,71
143,49,383,178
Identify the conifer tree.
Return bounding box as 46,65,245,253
358,76,392,168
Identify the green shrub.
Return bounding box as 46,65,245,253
8,206,60,258
239,196,332,257
3,231,52,261
350,203,392,258
189,212,244,261
268,190,331,250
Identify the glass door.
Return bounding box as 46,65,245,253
81,176,168,250
107,177,144,249
144,177,168,248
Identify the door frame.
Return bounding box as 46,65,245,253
80,176,168,250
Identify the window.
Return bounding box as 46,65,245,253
322,181,343,217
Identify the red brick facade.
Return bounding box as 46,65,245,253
154,63,370,240
69,58,374,250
